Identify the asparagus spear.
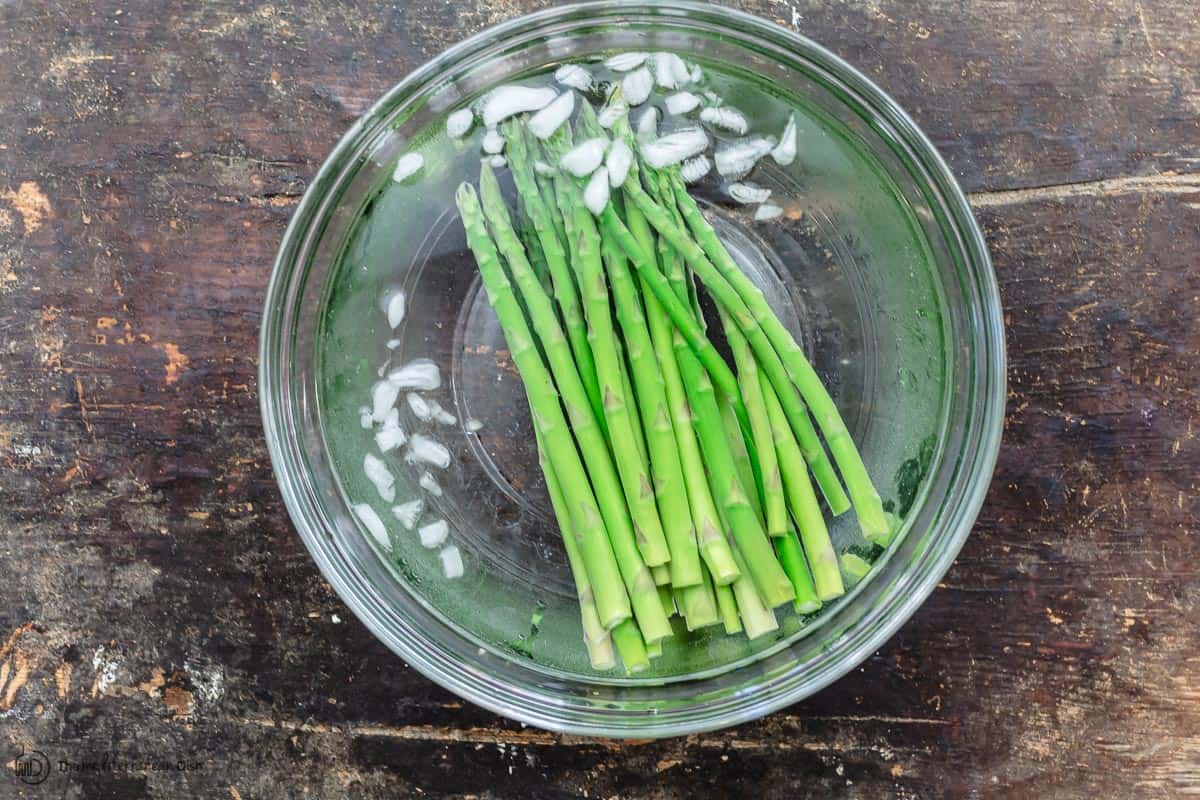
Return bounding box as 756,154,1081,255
615,332,649,465
566,206,672,570
539,123,674,572
719,389,821,614
610,619,650,674
622,172,851,519
657,584,676,617
473,168,672,641
775,528,822,614
668,178,888,538
566,104,744,462
534,128,613,443
717,309,822,613
633,171,740,586
839,552,872,588
575,106,752,445
704,385,785,637
608,122,713,590
645,638,664,660
599,193,703,587
539,126,586,278
600,204,754,444
515,194,551,292
727,539,780,640
575,102,703,581
636,173,740,587
456,181,631,628
675,582,720,631
717,296,825,613
696,566,723,630
670,326,794,607
714,578,742,635
527,128,570,256
761,370,844,601
718,307,788,537
652,175,792,609
651,227,793,607
705,421,780,638
503,122,603,425
537,428,616,670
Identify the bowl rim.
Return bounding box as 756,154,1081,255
260,0,1005,737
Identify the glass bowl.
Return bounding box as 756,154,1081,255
259,1,1004,737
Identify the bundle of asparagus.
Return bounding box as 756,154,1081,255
453,89,892,673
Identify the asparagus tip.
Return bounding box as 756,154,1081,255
455,181,477,205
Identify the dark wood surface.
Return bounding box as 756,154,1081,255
2,1,1198,797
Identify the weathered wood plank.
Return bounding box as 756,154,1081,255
0,0,1198,797
3,185,1198,796
2,0,1197,196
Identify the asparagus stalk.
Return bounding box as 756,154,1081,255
727,541,779,640
610,619,650,674
456,181,631,628
657,584,676,618
675,584,718,631
651,563,671,587
600,204,753,442
839,552,872,588
515,194,551,292
654,321,741,585
527,127,570,256
537,429,616,670
878,512,903,547
600,186,703,588
718,307,788,537
564,205,672,570
573,104,718,577
622,173,850,519
776,528,822,614
503,122,603,425
539,126,586,277
698,566,722,630
474,168,672,641
670,325,794,607
615,332,649,465
709,382,781,636
711,399,782,636
611,129,712,590
537,119,673,571
706,375,784,639
534,128,613,443
761,370,844,601
714,578,742,635
606,278,648,491
715,311,820,614
634,172,740,586
567,123,737,403
668,178,888,537
650,168,778,608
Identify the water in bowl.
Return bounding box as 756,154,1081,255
317,54,947,680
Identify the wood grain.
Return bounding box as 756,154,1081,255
0,0,1197,797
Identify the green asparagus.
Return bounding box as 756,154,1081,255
476,166,672,641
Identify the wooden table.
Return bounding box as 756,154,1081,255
1,1,1197,797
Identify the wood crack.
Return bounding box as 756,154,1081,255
967,172,1200,208
231,713,951,750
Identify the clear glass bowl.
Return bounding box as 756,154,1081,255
259,1,1004,737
